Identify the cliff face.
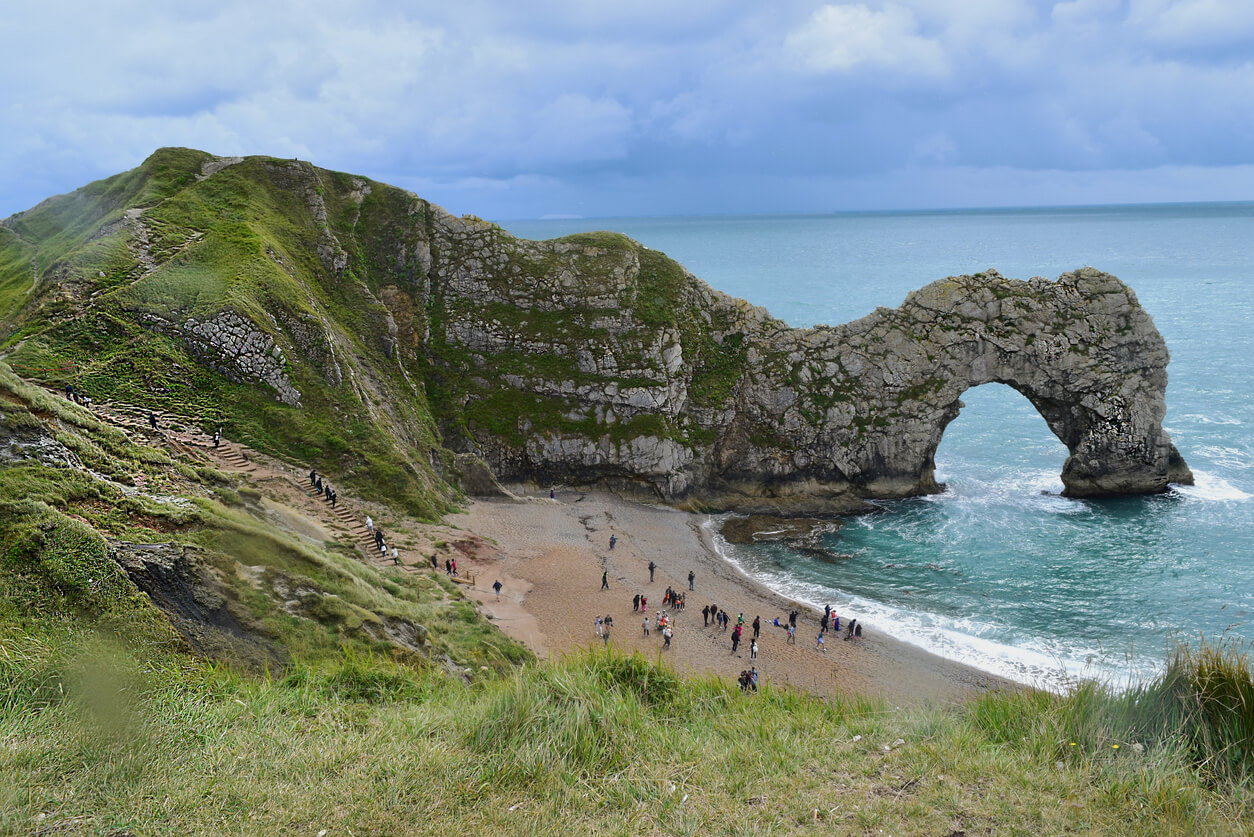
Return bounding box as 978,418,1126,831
0,149,1191,514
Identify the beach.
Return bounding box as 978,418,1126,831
448,488,1013,706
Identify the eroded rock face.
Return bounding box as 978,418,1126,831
421,228,1192,511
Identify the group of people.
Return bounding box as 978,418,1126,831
814,604,862,651
737,667,759,692
63,383,92,409
362,512,399,564
309,469,338,508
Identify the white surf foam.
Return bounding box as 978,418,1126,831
1172,470,1251,502
703,515,1159,692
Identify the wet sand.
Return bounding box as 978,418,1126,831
450,488,1014,706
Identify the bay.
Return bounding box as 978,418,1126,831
502,204,1254,688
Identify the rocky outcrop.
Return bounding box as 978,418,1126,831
419,215,1192,511
142,310,301,405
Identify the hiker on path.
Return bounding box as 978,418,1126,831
430,554,438,570
549,488,555,499
493,579,502,601
648,560,656,582
688,570,695,591
366,515,374,533
392,546,400,565
148,411,158,429
213,427,221,449
601,570,610,590
310,469,317,487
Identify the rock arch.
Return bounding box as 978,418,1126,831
721,268,1194,505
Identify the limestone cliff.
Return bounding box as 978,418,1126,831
0,149,1191,515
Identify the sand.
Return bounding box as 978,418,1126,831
450,488,1013,707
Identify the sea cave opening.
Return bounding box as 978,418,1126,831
932,382,1070,497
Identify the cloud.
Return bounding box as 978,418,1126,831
784,4,949,76
0,0,1251,219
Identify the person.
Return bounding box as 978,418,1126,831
749,667,759,692
640,595,647,612
595,616,603,638
738,670,750,692
737,613,744,627
787,623,796,644
316,477,323,495
731,627,741,654
633,593,641,613
648,560,656,582
379,539,388,557
750,638,758,660
392,546,400,565
430,554,438,570
845,618,857,641
832,615,839,633
148,411,158,429
642,616,650,636
213,427,221,449
816,630,826,652
752,616,761,640
330,490,337,509
450,557,457,576
772,617,781,628
445,558,452,575
310,469,317,487
702,605,710,627
602,618,611,646
662,626,672,648
601,570,609,591
821,613,829,633
789,610,798,629
854,623,863,639
549,487,555,499
609,534,616,550
366,515,374,533
688,570,695,591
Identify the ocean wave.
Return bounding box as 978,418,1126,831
1171,471,1251,502
1193,445,1254,471
1178,413,1242,426
703,516,1160,691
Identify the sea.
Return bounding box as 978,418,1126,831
502,204,1254,691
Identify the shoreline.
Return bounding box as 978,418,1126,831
450,488,1016,706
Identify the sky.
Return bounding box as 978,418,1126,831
2,0,1252,220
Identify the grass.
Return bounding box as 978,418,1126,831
1,642,1251,835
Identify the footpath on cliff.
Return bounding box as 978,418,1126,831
46,383,1007,706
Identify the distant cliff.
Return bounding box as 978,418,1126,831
0,149,1191,515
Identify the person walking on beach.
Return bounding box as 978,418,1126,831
663,626,672,648
640,595,647,612
493,579,502,601
787,623,796,644
731,626,741,654
648,560,656,582
789,610,798,629
816,630,826,652
821,612,829,633
609,534,616,550
633,593,640,613
750,638,758,660
752,616,761,640
702,605,710,627
601,570,610,591
602,616,611,646
687,570,695,591
595,616,603,638
642,616,650,636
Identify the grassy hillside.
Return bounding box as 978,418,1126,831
0,149,455,519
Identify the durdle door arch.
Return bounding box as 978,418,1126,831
735,268,1194,503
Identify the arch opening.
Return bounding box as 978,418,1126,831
931,383,1071,496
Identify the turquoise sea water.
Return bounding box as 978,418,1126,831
503,205,1254,689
